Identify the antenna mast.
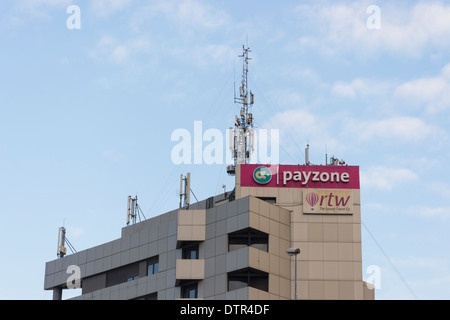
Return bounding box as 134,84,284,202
179,173,191,209
126,195,147,225
57,227,66,258
227,45,255,175
57,227,77,258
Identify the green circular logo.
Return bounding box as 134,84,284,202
253,166,272,184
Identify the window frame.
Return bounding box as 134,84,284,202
227,268,269,292
228,228,269,252
181,282,198,299
147,256,159,276
181,243,199,260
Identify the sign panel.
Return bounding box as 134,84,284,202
303,189,353,214
240,164,360,189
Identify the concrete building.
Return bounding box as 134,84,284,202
43,163,375,300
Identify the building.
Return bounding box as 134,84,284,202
43,162,375,300
44,45,374,300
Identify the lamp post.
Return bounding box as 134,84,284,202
286,248,300,300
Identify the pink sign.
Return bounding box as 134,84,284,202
240,164,360,189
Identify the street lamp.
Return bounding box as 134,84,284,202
286,248,300,300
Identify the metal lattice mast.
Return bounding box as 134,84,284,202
227,45,255,175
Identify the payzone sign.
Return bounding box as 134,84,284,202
240,164,360,189
303,189,353,214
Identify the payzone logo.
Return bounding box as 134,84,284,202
253,166,272,184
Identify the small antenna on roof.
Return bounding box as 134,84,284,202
57,226,77,258
305,143,310,165
179,173,191,209
127,195,147,225
57,227,66,258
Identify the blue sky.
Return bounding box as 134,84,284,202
1,0,449,300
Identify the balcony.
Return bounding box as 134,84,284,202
177,210,206,246
175,259,205,285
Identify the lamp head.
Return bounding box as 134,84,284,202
286,248,300,256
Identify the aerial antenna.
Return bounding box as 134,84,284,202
305,144,310,165
179,173,191,209
57,227,77,258
127,195,147,225
228,45,255,175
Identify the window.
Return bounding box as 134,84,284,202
127,275,139,282
228,228,269,252
147,256,159,275
182,243,199,259
106,263,139,287
181,282,198,299
132,292,157,300
105,256,159,288
228,268,268,292
256,197,276,204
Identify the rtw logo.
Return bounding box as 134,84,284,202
303,189,353,215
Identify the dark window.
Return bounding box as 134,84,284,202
228,228,269,252
256,197,276,204
147,256,159,275
143,292,158,300
228,268,269,292
105,256,159,288
181,282,198,299
106,262,139,287
127,275,139,282
132,292,157,300
182,243,199,259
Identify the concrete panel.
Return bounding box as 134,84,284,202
215,254,226,275
214,273,227,295
226,215,238,234
205,257,215,278
237,212,249,230
237,197,249,214
324,281,339,300
176,259,205,280
215,235,227,255
324,261,339,280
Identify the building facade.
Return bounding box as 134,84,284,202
43,163,374,300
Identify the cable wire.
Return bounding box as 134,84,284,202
361,220,419,300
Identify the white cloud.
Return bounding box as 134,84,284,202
6,0,72,24
395,63,450,113
331,78,392,99
175,0,228,28
89,35,151,65
348,116,444,143
330,63,450,114
16,0,72,10
361,166,418,190
430,181,450,198
415,206,450,220
262,108,343,161
291,2,450,58
130,0,228,33
391,256,448,272
90,0,133,18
